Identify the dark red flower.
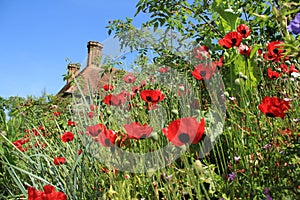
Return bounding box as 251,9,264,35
43,186,67,200
140,90,164,103
124,122,153,139
28,186,44,200
191,63,217,80
123,73,136,83
54,157,66,165
31,128,39,136
132,85,140,93
90,104,98,111
103,84,114,91
67,120,76,127
278,63,289,73
162,117,205,146
38,126,45,132
53,111,61,116
278,63,299,74
87,111,94,119
258,96,290,118
61,132,74,142
140,80,147,88
95,129,117,147
159,67,169,73
214,56,223,68
238,44,251,56
258,49,263,55
12,141,22,148
263,41,286,62
267,68,282,79
77,149,83,155
103,93,127,106
218,31,243,49
28,185,67,200
86,124,106,137
237,24,251,38
289,64,299,74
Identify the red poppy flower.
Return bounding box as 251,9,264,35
140,80,147,88
12,141,22,148
278,63,289,73
263,41,286,62
44,186,67,200
31,128,39,136
87,111,94,119
258,96,290,118
54,157,66,165
61,132,74,142
123,73,136,83
159,67,169,73
277,63,299,74
53,111,61,116
218,31,243,49
162,117,205,146
191,63,217,80
28,185,67,200
14,138,26,145
124,122,153,139
28,187,44,200
289,64,299,74
95,129,117,147
214,56,223,68
257,49,263,55
103,84,114,91
140,90,164,103
132,85,140,93
86,124,106,137
78,149,83,155
267,68,282,79
90,104,98,111
67,120,76,126
236,24,251,38
238,44,251,56
103,93,127,106
38,126,45,132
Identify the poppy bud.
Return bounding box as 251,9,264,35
171,109,179,116
234,78,241,85
150,132,158,141
107,110,112,115
224,91,229,97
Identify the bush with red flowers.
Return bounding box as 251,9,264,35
28,185,67,200
258,96,290,118
1,1,300,200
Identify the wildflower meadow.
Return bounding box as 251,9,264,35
0,0,300,199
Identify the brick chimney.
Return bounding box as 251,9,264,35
87,41,103,67
67,63,80,84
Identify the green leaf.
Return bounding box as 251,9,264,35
250,44,261,59
213,6,240,30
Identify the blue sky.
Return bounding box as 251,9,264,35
0,0,147,98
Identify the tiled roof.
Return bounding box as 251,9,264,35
57,41,116,97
